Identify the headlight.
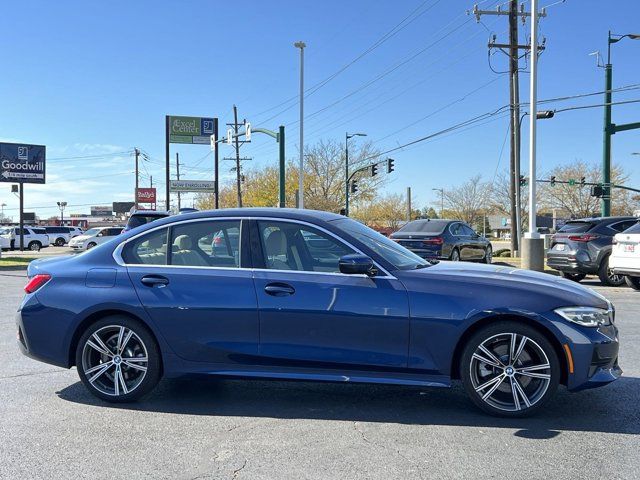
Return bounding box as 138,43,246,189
555,306,613,327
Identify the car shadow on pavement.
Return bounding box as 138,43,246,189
56,375,640,437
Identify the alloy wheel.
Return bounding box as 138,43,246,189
81,325,149,397
451,249,460,262
469,332,551,412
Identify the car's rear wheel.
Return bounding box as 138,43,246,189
598,255,625,286
460,321,560,417
75,316,161,402
28,241,41,251
451,248,460,262
559,271,586,282
625,276,640,291
483,246,492,264
86,242,97,250
55,237,65,246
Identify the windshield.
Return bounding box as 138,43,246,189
557,221,593,233
84,228,101,236
398,219,447,234
0,227,11,235
333,218,430,270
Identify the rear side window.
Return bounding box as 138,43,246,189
170,220,241,267
557,222,593,233
33,228,47,235
609,220,637,233
398,220,446,234
623,221,640,234
122,228,168,265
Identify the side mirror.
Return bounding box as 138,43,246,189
339,254,376,276
97,233,103,237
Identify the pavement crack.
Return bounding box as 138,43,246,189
0,368,66,381
231,460,247,479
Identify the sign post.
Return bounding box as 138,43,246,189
0,142,46,250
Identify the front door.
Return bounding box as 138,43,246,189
124,219,259,364
251,219,410,370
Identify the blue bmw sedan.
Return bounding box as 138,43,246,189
17,209,620,417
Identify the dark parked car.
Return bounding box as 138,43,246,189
18,209,621,417
546,216,638,286
123,210,170,233
390,219,492,263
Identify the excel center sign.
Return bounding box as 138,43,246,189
168,116,215,145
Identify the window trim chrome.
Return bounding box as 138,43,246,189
112,215,396,280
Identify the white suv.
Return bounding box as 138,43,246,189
0,227,50,251
610,220,640,290
44,226,84,246
68,226,123,251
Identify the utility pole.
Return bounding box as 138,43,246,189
230,105,243,208
176,152,181,211
134,147,140,210
406,187,412,223
472,1,548,257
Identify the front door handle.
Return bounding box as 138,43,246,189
264,283,295,296
141,275,169,288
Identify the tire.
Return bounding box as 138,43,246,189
460,321,560,417
597,254,625,286
483,246,492,264
55,237,65,247
559,271,586,282
86,242,97,250
451,248,460,262
625,276,640,291
28,241,41,252
75,315,161,403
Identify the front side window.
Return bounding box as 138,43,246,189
122,228,169,265
258,221,353,273
171,220,240,267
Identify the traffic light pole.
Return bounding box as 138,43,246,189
345,134,350,217
602,61,613,216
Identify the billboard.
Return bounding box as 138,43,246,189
90,206,113,217
136,187,156,204
113,202,135,214
169,180,216,193
0,143,46,184
168,116,214,144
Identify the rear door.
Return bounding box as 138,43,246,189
123,218,259,364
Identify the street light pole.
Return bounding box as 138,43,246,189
602,31,640,217
294,41,306,209
57,201,67,226
344,132,367,217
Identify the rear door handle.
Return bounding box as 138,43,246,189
140,275,169,288
264,283,295,296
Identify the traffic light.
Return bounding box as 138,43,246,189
580,176,586,186
350,181,358,194
387,158,395,174
371,164,378,176
590,185,604,198
550,176,556,186
519,175,527,187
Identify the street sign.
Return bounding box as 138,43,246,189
568,178,576,186
0,143,46,184
168,116,215,145
169,180,216,193
136,188,157,204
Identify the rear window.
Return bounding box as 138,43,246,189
557,222,593,233
397,220,447,234
623,221,640,234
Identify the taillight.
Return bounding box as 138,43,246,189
568,234,599,242
423,237,444,245
213,236,223,245
24,274,51,294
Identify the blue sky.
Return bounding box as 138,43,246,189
1,0,639,218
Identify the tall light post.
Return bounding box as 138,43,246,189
345,132,367,216
602,31,640,217
294,41,306,209
432,188,444,217
0,202,6,219
57,201,67,226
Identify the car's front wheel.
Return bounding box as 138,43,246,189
451,248,460,262
460,321,560,417
625,276,640,291
483,246,492,264
75,316,161,402
86,242,97,250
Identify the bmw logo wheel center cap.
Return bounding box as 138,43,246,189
505,366,515,376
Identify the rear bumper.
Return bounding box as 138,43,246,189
546,251,598,274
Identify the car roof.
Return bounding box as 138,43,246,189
130,210,170,217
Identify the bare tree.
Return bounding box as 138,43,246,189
440,175,492,225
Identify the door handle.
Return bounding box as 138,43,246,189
140,275,169,287
264,283,295,296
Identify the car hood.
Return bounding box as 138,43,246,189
70,234,91,242
396,261,609,310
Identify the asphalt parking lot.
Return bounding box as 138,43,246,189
0,271,638,479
